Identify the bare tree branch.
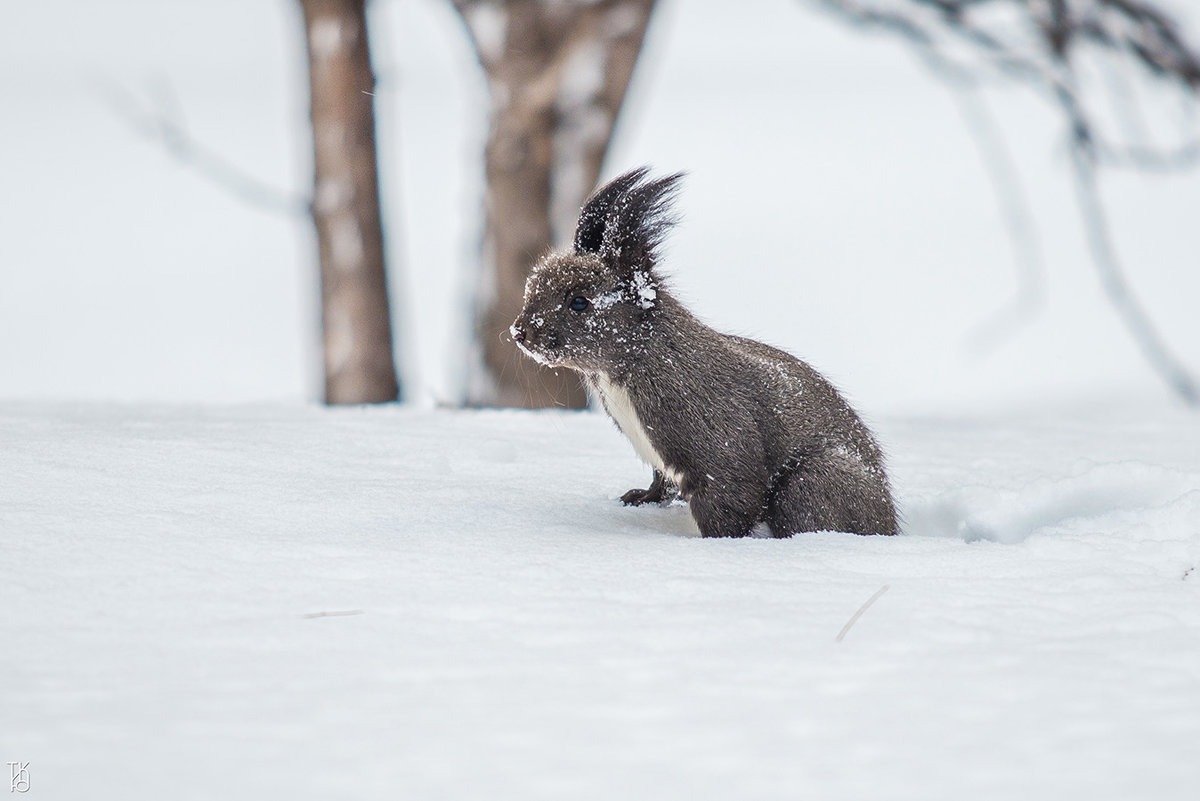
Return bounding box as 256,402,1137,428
953,84,1048,353
93,75,312,218
1066,127,1200,404
810,0,1200,405
816,1,1200,161
819,1,1048,351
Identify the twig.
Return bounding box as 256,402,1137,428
1065,138,1200,405
949,81,1048,352
92,75,311,218
302,609,365,619
813,2,1050,352
836,584,890,641
1100,138,1200,170
809,0,1200,404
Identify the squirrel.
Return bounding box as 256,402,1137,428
510,168,898,538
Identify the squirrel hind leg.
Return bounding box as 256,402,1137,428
689,491,759,538
620,469,679,506
765,458,897,537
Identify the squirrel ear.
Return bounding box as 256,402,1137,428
600,169,684,278
574,167,650,255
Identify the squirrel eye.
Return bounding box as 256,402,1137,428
569,296,590,312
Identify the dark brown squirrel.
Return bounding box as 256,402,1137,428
511,168,898,538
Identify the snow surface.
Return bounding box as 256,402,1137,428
3,402,1199,800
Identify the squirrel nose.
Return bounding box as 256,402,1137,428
510,325,526,343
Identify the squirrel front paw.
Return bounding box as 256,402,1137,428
621,486,660,506
621,470,679,506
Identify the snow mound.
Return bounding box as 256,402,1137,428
907,461,1199,544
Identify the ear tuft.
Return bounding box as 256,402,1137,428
599,169,684,275
573,167,650,255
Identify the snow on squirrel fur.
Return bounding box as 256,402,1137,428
511,168,897,538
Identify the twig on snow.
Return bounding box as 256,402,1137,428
837,584,890,641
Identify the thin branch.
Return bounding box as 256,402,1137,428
302,609,365,619
816,0,1200,161
1098,46,1155,149
1066,139,1200,405
93,75,312,218
821,1,1049,349
836,585,890,642
1099,137,1200,170
809,0,1200,404
1089,50,1200,166
950,80,1048,352
1053,70,1200,405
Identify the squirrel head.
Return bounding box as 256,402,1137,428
511,167,683,374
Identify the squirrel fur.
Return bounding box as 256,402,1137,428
511,168,898,538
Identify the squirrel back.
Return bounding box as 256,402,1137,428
511,168,897,538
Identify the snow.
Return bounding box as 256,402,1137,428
632,270,658,308
3,0,1200,796
4,402,1200,799
592,288,624,309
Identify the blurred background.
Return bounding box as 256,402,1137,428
2,0,1198,416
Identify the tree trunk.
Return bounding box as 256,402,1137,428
452,0,657,408
300,0,400,404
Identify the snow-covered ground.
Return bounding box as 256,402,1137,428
3,403,1199,800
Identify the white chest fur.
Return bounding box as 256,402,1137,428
590,374,681,484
